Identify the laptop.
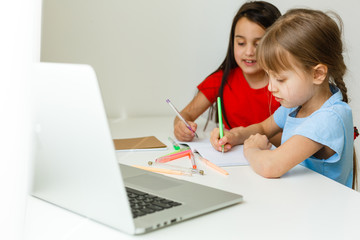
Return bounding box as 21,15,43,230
30,62,243,235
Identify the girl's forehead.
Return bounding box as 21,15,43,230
260,47,304,74
235,17,265,35
266,63,310,81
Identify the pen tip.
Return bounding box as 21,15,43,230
166,99,170,103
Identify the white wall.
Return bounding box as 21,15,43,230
41,0,360,188
0,1,37,239
41,0,238,118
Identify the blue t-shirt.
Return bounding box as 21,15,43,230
273,86,354,187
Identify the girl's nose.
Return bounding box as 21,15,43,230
268,80,275,93
245,44,255,56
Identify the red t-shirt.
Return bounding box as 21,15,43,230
197,67,280,129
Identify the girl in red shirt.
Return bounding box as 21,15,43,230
174,1,281,144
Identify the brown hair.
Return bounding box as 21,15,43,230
257,8,357,190
258,9,348,101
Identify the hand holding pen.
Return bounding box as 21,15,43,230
174,119,198,142
210,127,234,153
167,99,199,141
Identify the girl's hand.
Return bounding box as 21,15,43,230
174,120,197,142
210,128,234,152
244,133,272,152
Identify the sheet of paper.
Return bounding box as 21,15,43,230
177,138,248,167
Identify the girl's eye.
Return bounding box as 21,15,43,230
270,75,284,82
237,42,245,46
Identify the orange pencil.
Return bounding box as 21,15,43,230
199,156,229,175
132,165,191,176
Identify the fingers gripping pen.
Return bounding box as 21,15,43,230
166,99,198,138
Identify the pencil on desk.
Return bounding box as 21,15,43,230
148,161,204,175
189,152,197,169
132,165,190,176
168,137,180,150
198,156,229,175
155,149,192,163
157,147,190,158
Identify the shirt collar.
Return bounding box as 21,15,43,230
322,85,342,108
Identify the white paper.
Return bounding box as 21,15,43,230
177,138,248,167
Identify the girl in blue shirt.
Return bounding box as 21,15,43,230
210,8,358,189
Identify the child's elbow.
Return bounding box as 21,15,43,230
257,162,284,179
261,170,282,179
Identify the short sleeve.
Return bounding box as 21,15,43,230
273,106,291,129
293,110,345,158
197,71,223,103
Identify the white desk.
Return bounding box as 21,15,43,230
24,117,360,240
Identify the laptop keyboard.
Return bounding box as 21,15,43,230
126,187,182,218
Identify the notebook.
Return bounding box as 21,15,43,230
113,136,167,151
177,138,249,166
30,62,243,235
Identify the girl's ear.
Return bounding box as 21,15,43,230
313,64,328,85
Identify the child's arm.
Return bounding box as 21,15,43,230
174,92,212,141
244,135,325,178
210,115,281,152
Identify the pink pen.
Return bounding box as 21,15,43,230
155,149,192,163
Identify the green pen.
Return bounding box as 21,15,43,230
168,137,180,150
217,97,224,153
